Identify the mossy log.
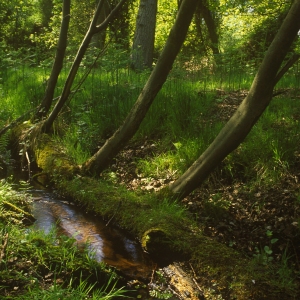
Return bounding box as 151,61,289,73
34,134,80,178
2,200,36,224
141,228,168,253
28,135,296,299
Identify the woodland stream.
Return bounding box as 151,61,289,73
6,172,189,299
28,185,155,280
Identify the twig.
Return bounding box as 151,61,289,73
193,278,203,294
274,53,300,85
2,200,35,220
0,108,35,137
168,286,183,300
150,268,155,284
189,262,197,277
25,151,31,181
190,262,204,294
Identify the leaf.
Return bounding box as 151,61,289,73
264,246,272,255
173,142,182,150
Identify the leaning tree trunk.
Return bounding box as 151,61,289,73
81,0,198,175
33,0,71,121
169,0,300,199
42,0,127,133
131,0,158,70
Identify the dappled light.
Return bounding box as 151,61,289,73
1,0,300,299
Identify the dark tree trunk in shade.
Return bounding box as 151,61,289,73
131,0,158,70
41,0,127,133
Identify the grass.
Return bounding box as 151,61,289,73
1,52,299,211
1,52,300,298
22,274,127,300
0,179,128,299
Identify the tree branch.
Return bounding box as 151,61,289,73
0,109,35,137
95,0,127,33
274,53,300,85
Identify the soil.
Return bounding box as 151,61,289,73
2,89,300,298
106,89,300,297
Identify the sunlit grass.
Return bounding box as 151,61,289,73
0,180,126,299
2,55,299,187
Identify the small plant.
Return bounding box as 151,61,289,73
253,231,278,265
148,271,173,299
24,273,128,300
149,289,173,299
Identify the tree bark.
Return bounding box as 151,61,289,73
33,0,70,121
131,0,158,70
81,0,198,175
195,0,220,55
169,0,300,199
42,0,127,133
91,0,110,49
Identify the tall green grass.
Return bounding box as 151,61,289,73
0,179,127,299
2,52,299,182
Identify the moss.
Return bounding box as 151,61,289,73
51,175,288,298
34,134,79,179
30,135,297,299
141,228,169,252
2,200,35,222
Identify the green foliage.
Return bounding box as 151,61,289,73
149,288,173,299
0,180,127,299
1,65,48,118
239,9,289,63
22,273,127,300
0,0,43,50
228,95,300,185
0,132,10,157
0,178,33,225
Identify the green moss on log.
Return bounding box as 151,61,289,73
29,135,297,298
34,134,79,179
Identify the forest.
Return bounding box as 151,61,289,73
1,0,300,299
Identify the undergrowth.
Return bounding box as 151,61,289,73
1,55,300,298
0,179,127,299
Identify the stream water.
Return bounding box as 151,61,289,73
28,186,155,280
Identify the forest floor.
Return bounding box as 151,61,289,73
106,89,300,298
1,90,300,299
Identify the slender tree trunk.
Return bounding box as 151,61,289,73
42,0,127,133
197,0,219,56
169,0,300,199
33,0,70,121
81,0,198,175
91,0,110,48
131,0,158,70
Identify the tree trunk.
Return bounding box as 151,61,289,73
197,0,219,56
42,0,127,133
33,0,70,121
131,0,158,70
91,0,110,49
81,0,198,175
169,0,300,199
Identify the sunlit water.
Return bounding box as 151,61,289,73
30,189,154,279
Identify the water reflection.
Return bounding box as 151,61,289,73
31,190,154,279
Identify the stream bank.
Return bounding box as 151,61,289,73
27,133,299,299
1,176,202,299
2,129,296,299
29,185,154,280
